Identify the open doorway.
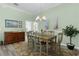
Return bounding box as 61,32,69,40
25,20,39,42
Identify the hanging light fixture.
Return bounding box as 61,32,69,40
35,16,46,21
35,4,46,21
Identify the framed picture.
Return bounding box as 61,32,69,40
5,19,22,28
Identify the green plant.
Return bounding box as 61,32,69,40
63,25,79,44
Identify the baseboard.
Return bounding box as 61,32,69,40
75,47,79,50
61,43,67,47
61,43,79,50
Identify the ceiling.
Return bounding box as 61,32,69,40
0,3,61,15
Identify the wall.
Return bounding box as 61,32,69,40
38,4,79,48
0,5,33,42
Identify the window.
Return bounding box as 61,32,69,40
25,21,38,32
25,21,32,31
33,22,38,32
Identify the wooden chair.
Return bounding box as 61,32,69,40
38,31,55,55
33,34,49,55
34,36,40,51
31,33,45,56
27,32,35,51
51,32,63,55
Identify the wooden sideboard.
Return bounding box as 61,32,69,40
4,32,25,44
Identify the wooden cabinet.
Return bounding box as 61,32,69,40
4,32,25,44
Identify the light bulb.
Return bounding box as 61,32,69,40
35,16,40,21
42,16,46,20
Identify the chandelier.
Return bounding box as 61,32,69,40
35,16,46,21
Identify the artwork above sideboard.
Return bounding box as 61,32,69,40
5,19,22,28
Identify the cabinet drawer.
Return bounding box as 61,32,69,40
4,32,25,44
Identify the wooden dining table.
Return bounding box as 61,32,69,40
39,35,56,55
28,32,56,55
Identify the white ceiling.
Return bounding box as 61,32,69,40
1,3,61,15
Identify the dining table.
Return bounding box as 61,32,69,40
28,32,57,55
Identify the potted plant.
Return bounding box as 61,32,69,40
63,25,79,50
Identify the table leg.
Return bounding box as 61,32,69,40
46,41,48,55
40,41,42,55
28,39,29,50
54,36,57,54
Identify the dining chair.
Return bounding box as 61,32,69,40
27,32,34,51
38,31,55,55
39,35,55,55
33,34,49,55
31,33,46,56
51,32,63,55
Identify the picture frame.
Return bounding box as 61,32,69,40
5,19,22,28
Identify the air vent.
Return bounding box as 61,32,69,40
13,3,19,6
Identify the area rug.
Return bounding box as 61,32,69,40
13,42,79,56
